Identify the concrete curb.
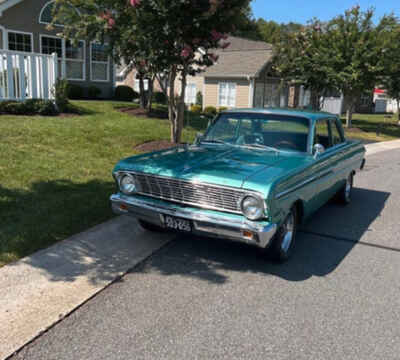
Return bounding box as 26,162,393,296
0,216,172,360
365,139,400,156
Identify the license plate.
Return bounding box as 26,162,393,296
164,216,192,232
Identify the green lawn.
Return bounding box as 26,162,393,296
0,100,207,267
341,113,400,143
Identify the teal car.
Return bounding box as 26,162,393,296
111,109,365,262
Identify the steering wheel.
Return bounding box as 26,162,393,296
274,140,298,150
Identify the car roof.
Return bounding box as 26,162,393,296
223,108,338,122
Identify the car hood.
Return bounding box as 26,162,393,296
115,145,309,194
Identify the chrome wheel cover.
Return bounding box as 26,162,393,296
281,211,295,253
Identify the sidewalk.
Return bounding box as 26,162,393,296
0,216,172,360
1,139,399,360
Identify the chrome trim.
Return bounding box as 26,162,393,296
275,170,333,200
110,194,277,249
114,171,266,217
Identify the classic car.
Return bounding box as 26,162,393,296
111,109,366,262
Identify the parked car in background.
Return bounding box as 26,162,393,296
111,109,366,262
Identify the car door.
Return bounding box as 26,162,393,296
306,118,338,211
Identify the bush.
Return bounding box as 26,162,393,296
67,83,84,100
115,85,138,102
190,104,202,114
0,101,26,115
218,106,228,113
153,91,167,104
88,86,102,99
196,91,203,106
203,106,217,116
36,100,58,116
54,79,70,112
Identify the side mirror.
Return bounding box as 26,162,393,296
313,143,325,158
194,132,204,145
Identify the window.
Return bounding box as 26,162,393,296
331,119,344,146
185,83,197,105
218,82,236,107
314,119,331,149
65,40,85,80
91,43,109,82
7,31,32,52
134,79,149,92
40,36,85,81
39,1,78,26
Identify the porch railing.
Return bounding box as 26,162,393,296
0,49,58,101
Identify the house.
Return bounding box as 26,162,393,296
0,0,115,98
117,37,292,109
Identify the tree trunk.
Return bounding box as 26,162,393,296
139,75,146,109
397,99,400,122
146,75,155,113
345,97,355,128
168,67,178,144
310,90,320,111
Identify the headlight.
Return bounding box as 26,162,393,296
241,196,265,220
119,174,136,195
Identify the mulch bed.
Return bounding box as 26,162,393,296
134,140,185,153
118,107,168,119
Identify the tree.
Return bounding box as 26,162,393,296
54,0,250,144
274,7,392,127
380,18,400,121
257,20,302,44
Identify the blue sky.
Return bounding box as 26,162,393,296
251,0,399,23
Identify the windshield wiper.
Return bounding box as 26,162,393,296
242,143,280,153
200,139,235,146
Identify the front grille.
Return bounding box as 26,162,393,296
132,173,247,214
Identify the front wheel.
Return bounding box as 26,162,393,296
265,206,298,263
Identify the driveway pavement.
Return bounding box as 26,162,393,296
9,148,400,360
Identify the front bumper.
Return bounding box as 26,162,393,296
110,193,277,249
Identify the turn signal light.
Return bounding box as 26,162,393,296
120,204,128,211
242,230,254,240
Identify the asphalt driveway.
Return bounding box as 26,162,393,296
11,149,400,360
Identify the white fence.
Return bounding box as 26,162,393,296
0,50,57,101
321,96,344,115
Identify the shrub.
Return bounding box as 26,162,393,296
36,100,58,116
67,83,84,100
54,79,70,112
203,106,217,116
196,91,203,106
153,91,167,104
1,101,26,115
115,85,138,102
190,104,202,114
218,106,228,113
88,85,102,99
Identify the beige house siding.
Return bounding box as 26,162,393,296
204,77,250,109
0,0,115,98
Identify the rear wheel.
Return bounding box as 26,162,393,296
266,206,298,263
138,219,166,232
336,173,353,205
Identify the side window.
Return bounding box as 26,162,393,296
331,119,345,146
314,119,331,149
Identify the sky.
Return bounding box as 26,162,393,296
251,0,399,24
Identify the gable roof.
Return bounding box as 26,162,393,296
0,0,24,15
203,36,274,79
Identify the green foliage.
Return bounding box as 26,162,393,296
88,85,102,99
0,99,58,116
190,104,202,114
54,79,70,112
196,91,203,107
204,106,217,116
67,83,84,100
257,19,302,44
153,91,167,104
114,85,137,102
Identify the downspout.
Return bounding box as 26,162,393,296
247,75,255,108
0,25,7,50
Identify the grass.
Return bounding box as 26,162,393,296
0,100,208,267
341,113,400,143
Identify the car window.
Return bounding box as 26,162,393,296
206,117,239,141
331,119,344,146
314,119,332,149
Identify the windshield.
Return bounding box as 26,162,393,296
203,113,310,152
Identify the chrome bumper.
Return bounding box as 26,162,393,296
110,194,277,249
